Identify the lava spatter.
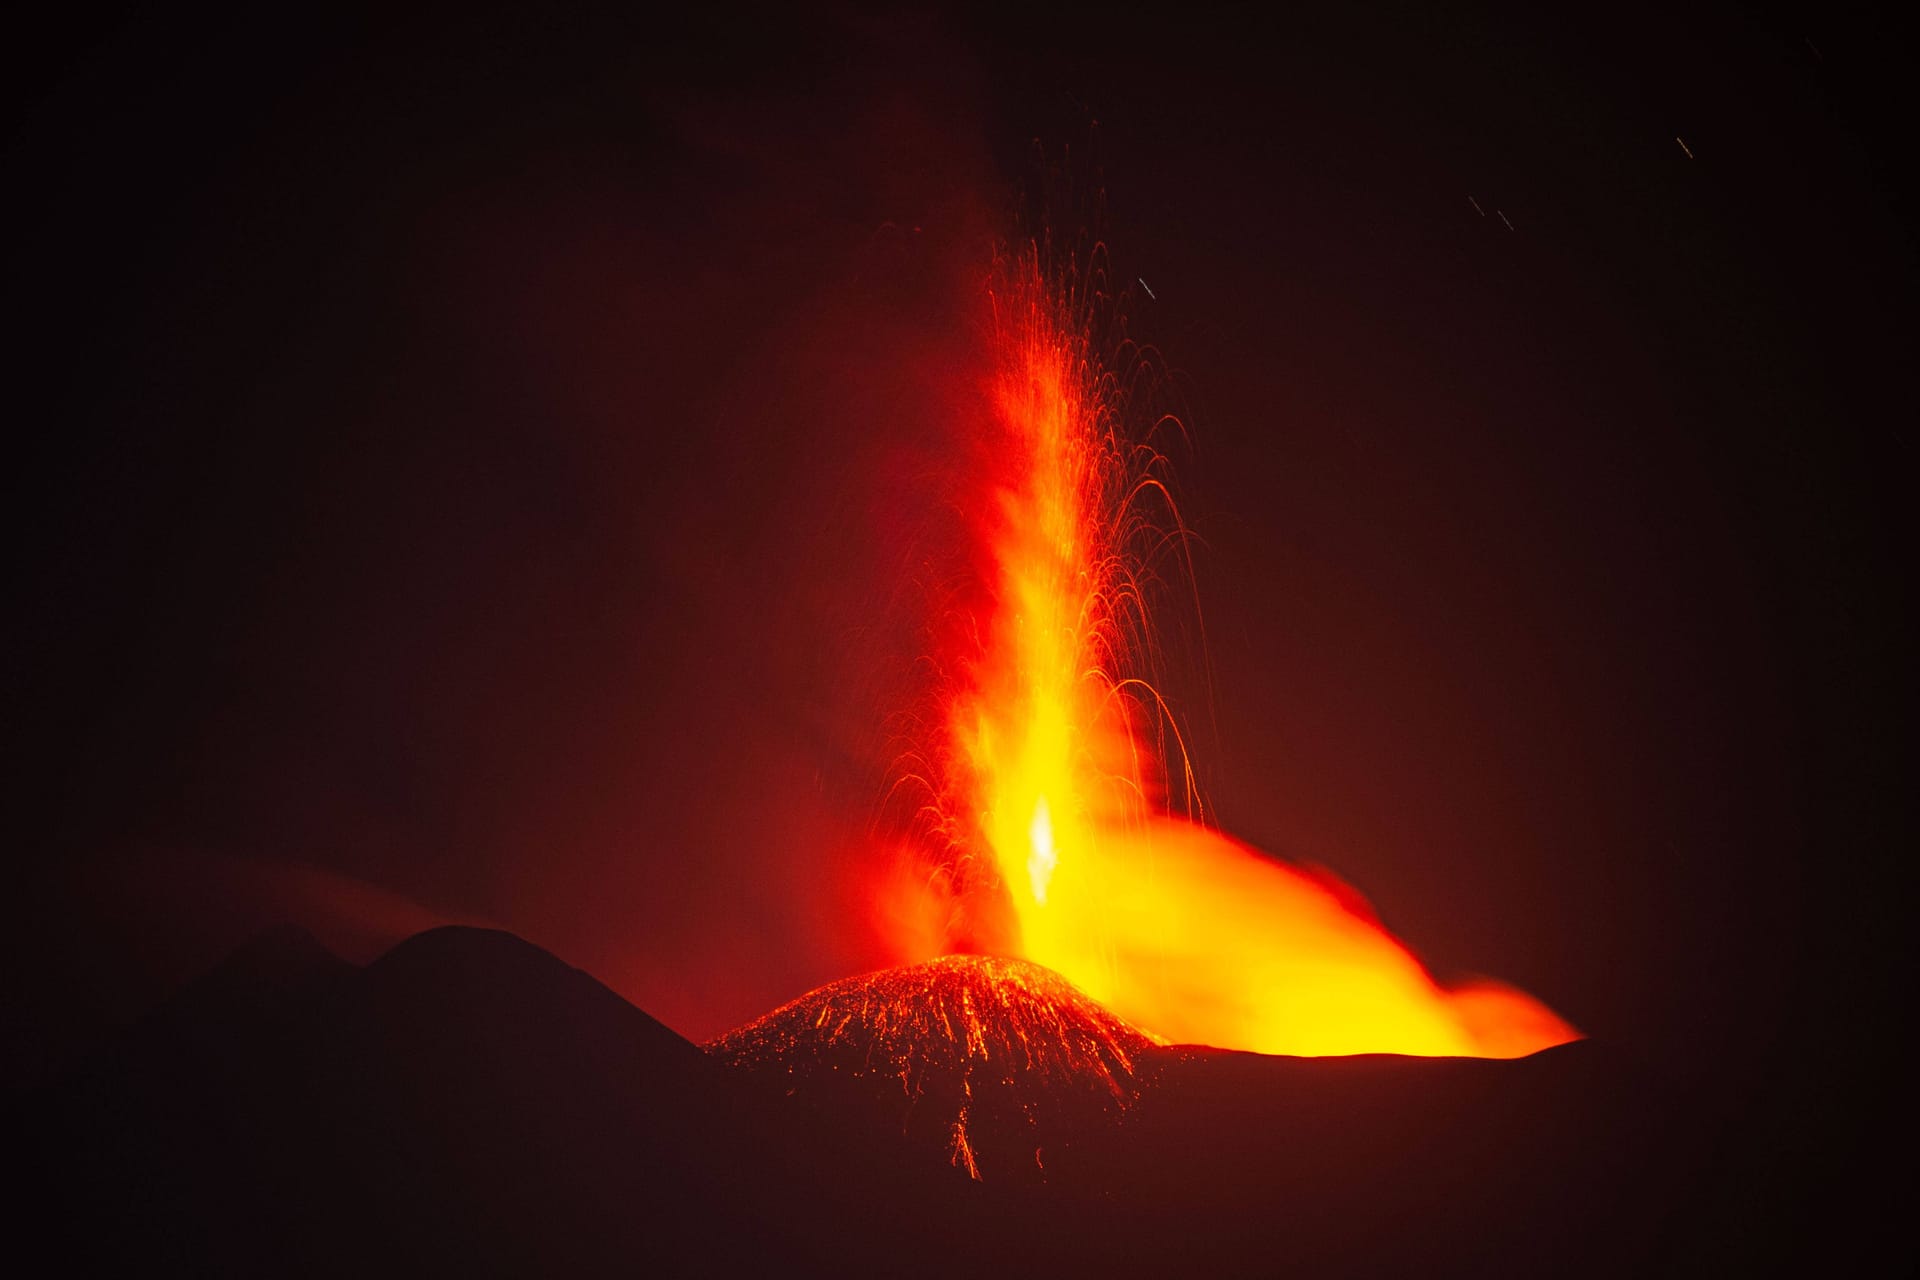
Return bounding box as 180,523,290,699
876,244,1579,1060
707,955,1160,1182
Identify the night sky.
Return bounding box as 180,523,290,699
7,2,1910,1235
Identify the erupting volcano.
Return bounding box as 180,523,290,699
15,3,1895,1267
841,244,1581,1063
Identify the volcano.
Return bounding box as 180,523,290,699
709,954,1159,1181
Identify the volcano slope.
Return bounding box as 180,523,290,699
17,927,1727,1276
707,953,1695,1274
13,927,976,1276
709,954,1161,1183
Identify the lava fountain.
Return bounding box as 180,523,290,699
884,244,1577,1059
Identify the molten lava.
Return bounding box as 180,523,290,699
887,248,1578,1059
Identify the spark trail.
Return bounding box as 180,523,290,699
886,244,1576,1059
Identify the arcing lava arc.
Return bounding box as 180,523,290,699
880,244,1578,1059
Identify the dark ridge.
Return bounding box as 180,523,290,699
358,924,693,1056
52,922,357,1094
16,926,1719,1278
205,921,348,982
180,922,355,1013
12,925,994,1277
366,922,572,976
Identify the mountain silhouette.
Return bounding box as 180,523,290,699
17,927,1713,1276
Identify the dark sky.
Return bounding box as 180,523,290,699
7,4,1910,1208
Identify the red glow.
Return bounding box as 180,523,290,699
884,247,1577,1058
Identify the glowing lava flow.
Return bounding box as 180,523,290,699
897,248,1578,1059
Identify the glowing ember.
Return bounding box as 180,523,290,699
709,955,1158,1182
885,247,1579,1059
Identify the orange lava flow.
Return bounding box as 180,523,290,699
897,249,1578,1059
